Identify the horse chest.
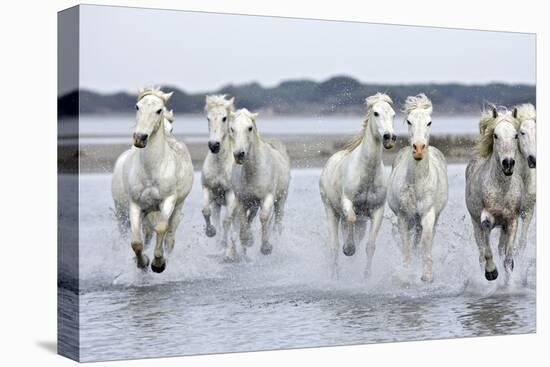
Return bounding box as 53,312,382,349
131,179,165,210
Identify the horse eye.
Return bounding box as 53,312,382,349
493,134,498,139
374,111,379,117
156,109,162,115
135,105,139,111
521,131,525,136
248,126,253,132
515,134,518,139
230,127,234,133
427,121,432,126
222,116,227,122
406,120,412,126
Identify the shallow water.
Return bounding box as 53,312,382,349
72,165,535,362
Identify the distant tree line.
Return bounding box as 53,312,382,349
58,75,535,116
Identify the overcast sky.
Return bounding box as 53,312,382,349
78,4,536,94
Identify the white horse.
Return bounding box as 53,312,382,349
201,95,239,260
319,93,396,279
513,103,536,252
466,106,522,281
230,108,291,255
111,87,194,273
387,94,448,283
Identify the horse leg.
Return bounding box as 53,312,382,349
503,218,518,275
274,192,288,236
364,206,383,279
476,211,498,281
420,209,436,282
222,190,238,261
212,201,222,239
397,215,411,266
342,196,356,256
238,203,254,248
129,201,149,269
151,195,176,273
164,204,183,255
260,194,275,255
324,204,340,279
202,187,216,237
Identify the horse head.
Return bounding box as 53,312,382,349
205,95,235,154
404,94,433,161
134,88,173,148
229,108,258,164
367,93,396,149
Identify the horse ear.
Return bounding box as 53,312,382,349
491,106,498,119
228,97,235,108
512,107,518,119
162,91,174,103
251,112,259,121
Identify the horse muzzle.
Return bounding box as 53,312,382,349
412,142,426,161
383,133,397,149
527,155,536,169
233,151,246,164
501,158,515,176
133,133,148,148
208,141,221,154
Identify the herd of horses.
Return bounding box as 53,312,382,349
111,87,536,282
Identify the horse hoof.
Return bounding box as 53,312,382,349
485,268,498,281
151,257,166,273
421,273,434,283
205,225,216,238
136,254,150,270
260,242,273,255
343,243,356,256
504,258,514,272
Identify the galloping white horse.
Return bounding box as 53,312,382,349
201,95,239,260
466,106,522,281
320,93,396,279
112,87,194,273
387,94,448,282
230,109,291,255
513,104,536,251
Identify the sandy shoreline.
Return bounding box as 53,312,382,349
60,133,477,173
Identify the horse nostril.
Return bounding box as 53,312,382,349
208,141,220,153
234,151,245,161
134,133,148,142
383,133,391,141
391,135,397,142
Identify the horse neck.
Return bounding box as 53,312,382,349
351,121,382,173
139,122,167,173
242,134,263,176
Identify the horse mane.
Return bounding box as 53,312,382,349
514,103,536,125
205,94,235,112
344,93,393,152
476,106,520,158
137,86,170,102
403,93,432,115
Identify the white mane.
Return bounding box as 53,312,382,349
205,94,235,112
137,86,173,103
514,103,536,124
403,93,432,115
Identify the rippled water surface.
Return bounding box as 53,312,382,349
72,165,535,362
